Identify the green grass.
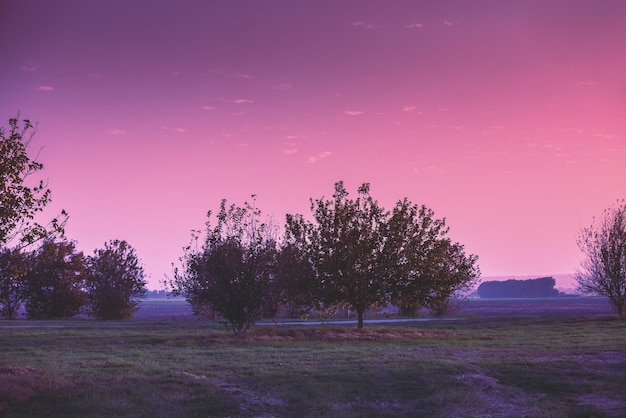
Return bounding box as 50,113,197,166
1,316,625,417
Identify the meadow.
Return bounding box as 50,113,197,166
1,299,625,417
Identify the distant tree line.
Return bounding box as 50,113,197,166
476,277,561,299
0,117,147,320
167,182,481,335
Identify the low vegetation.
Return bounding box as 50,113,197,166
1,315,625,417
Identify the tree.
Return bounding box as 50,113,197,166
169,198,278,336
85,240,147,319
576,200,626,316
0,116,67,249
288,181,480,329
0,248,28,319
477,277,559,299
24,239,86,319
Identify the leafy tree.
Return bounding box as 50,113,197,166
0,116,67,249
85,240,147,319
24,239,86,319
275,239,317,318
288,181,479,329
0,248,29,319
576,200,626,316
169,198,278,336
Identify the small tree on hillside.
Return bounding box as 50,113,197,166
169,198,278,336
85,240,147,320
576,200,626,316
0,248,29,319
24,239,86,319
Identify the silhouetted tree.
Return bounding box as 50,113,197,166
287,181,479,329
0,248,28,319
576,200,626,316
477,277,559,298
0,116,67,248
85,240,147,319
24,239,86,319
169,198,278,336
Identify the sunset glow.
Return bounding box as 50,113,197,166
1,1,625,289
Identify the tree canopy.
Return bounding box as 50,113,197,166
0,116,67,249
286,181,479,329
477,277,560,299
169,198,278,335
85,240,147,319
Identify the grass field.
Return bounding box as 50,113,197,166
1,303,625,417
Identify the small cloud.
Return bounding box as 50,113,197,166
21,61,39,72
234,72,251,80
308,151,332,163
343,110,364,116
402,106,417,112
282,148,298,155
172,71,182,76
578,80,598,86
275,82,292,91
201,105,215,111
232,99,254,104
286,135,307,140
593,133,615,138
106,128,126,136
237,142,249,150
163,127,187,134
33,85,54,92
405,23,424,29
443,20,457,27
88,73,101,78
352,20,378,29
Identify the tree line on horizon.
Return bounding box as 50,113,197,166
2,116,626,329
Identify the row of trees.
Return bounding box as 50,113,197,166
0,239,146,320
0,117,147,320
476,277,561,298
168,182,481,334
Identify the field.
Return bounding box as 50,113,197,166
1,298,625,417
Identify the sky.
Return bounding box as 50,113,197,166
1,0,625,290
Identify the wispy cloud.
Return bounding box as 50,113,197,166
232,99,254,104
282,148,298,155
343,110,364,116
405,23,424,29
352,20,378,29
33,85,54,92
201,105,215,111
21,61,39,72
286,135,308,140
275,82,292,91
578,80,598,86
402,106,417,112
593,133,615,138
443,20,457,27
162,127,187,133
106,128,126,136
234,72,251,80
308,151,332,163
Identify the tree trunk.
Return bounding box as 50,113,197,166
357,309,364,330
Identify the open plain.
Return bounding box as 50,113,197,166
1,297,625,417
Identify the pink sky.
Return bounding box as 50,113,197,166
1,1,625,289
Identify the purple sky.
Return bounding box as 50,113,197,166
2,1,625,289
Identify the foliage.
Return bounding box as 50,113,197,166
0,116,67,249
0,247,29,319
287,181,479,328
477,277,560,299
576,200,626,316
85,240,147,319
23,239,86,319
169,198,278,335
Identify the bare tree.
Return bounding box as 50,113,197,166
576,200,626,316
